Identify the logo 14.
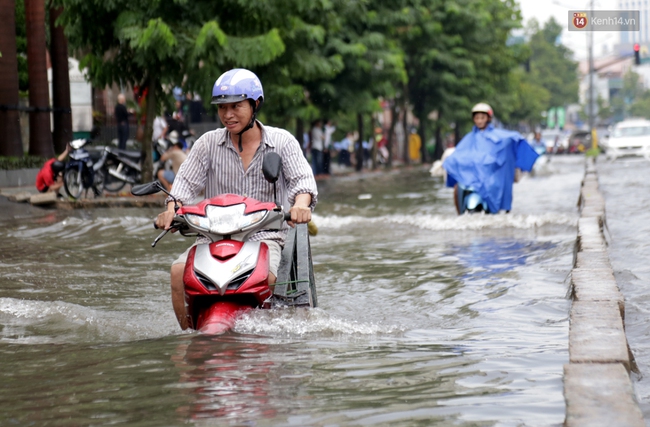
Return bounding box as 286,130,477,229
573,12,588,29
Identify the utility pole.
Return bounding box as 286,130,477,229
587,0,598,150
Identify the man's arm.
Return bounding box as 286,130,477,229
56,146,69,162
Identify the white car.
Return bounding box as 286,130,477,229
602,119,650,160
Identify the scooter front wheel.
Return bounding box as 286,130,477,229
63,168,83,199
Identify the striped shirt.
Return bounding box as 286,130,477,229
167,121,318,245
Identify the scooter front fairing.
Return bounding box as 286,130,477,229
183,240,272,331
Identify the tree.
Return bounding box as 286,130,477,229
58,0,286,182
397,0,522,161
50,5,73,152
617,69,645,119
306,0,406,169
0,0,24,157
527,18,579,109
25,0,54,158
505,67,550,129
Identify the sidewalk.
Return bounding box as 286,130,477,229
0,161,430,215
0,176,163,214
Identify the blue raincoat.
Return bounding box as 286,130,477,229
443,124,539,213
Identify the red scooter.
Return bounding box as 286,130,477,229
131,153,317,334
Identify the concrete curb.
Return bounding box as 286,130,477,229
564,157,645,426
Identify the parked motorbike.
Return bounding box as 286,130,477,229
93,145,142,193
96,137,176,193
63,138,104,199
181,129,196,151
131,152,317,334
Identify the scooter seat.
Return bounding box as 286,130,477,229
113,149,142,161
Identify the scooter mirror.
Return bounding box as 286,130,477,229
262,152,282,183
131,181,164,196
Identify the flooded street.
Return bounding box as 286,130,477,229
597,156,650,422
0,157,586,426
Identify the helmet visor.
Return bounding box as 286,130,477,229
211,94,249,104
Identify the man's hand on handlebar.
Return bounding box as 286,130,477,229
287,194,313,227
155,210,177,231
155,201,182,231
288,205,311,227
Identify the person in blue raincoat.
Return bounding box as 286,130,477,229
443,103,539,214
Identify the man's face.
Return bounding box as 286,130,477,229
217,101,253,133
473,112,489,129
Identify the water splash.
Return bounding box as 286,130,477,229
313,212,577,231
233,308,404,338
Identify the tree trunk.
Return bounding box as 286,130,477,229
49,5,72,152
355,112,364,171
141,81,156,183
0,0,24,157
413,99,428,164
25,0,53,158
418,111,427,163
434,121,443,161
402,103,409,164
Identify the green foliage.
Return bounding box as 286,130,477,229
396,0,522,129
603,69,650,121
527,18,579,108
503,68,550,127
45,0,579,153
223,30,286,68
0,156,47,170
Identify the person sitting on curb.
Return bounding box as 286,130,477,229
156,139,187,191
35,146,69,194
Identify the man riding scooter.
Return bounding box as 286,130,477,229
442,103,539,214
155,68,318,330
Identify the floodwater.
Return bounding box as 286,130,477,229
0,156,586,427
597,156,650,423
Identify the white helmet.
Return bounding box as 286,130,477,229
168,130,179,143
471,102,493,118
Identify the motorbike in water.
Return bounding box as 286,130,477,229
457,184,490,214
63,138,105,199
131,152,318,334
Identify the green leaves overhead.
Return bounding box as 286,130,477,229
119,16,178,59
223,29,285,68
53,0,575,133
193,21,227,55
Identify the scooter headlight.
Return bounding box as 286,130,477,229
185,204,268,235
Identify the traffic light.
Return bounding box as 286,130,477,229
634,43,641,65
